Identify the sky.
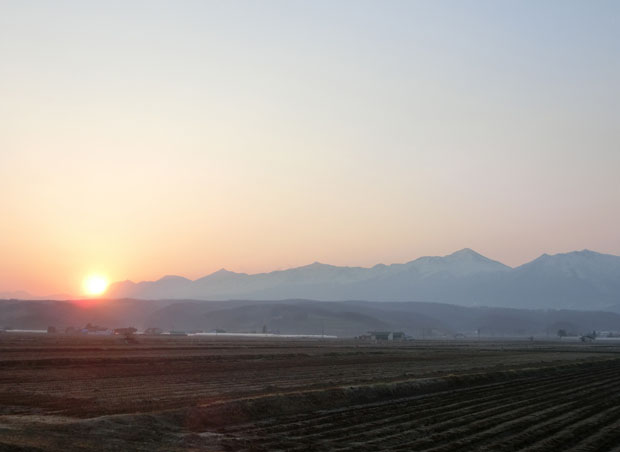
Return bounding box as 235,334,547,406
1,0,619,296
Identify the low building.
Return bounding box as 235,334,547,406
169,330,188,336
361,331,406,341
144,327,163,335
80,323,113,335
82,329,113,335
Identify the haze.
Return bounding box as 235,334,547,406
1,0,619,296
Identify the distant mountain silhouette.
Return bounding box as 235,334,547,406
3,298,620,338
103,249,620,310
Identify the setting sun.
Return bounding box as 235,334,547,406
83,275,109,296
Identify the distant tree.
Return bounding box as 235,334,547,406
262,325,267,334
114,327,138,344
557,329,567,338
114,327,137,335
47,326,56,334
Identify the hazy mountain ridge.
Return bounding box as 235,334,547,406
3,298,620,338
104,249,620,310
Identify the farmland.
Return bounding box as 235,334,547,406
1,334,620,451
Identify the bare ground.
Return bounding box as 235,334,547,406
1,334,619,451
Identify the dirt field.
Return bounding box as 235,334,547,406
1,333,620,451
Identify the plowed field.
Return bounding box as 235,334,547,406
1,334,619,451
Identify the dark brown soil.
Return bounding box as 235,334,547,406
1,333,619,451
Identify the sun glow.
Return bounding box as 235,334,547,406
83,275,108,296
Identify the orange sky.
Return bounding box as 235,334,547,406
1,1,619,297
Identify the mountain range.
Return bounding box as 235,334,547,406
104,249,620,310
3,298,620,338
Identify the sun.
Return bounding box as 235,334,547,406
83,275,109,296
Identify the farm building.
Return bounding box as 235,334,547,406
359,331,406,342
80,323,113,335
169,330,188,336
82,329,113,335
144,327,163,335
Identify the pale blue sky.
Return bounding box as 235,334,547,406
1,1,619,294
